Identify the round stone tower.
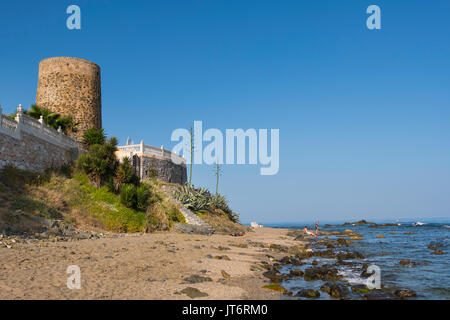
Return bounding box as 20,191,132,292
36,57,102,140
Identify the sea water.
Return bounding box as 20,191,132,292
269,222,449,300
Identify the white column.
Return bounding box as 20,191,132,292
15,104,23,123
140,140,144,155
39,115,44,132
58,126,63,142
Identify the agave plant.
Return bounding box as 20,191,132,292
173,184,238,221
209,194,230,213
174,185,210,211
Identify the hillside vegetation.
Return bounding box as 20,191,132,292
0,165,185,234
0,165,245,235
0,128,244,236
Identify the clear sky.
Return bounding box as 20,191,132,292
1,0,449,223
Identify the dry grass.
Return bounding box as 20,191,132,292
200,209,251,234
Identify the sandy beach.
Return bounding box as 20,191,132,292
0,227,306,300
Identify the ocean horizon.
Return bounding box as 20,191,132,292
243,218,450,228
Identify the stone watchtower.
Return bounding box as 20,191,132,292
35,57,102,140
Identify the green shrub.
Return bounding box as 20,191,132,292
114,157,139,192
59,163,74,178
166,203,186,224
67,174,147,232
136,184,150,211
25,104,79,135
77,137,119,187
82,128,106,147
120,184,136,208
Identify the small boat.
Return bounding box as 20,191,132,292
412,222,426,226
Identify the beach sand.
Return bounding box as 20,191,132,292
0,227,305,300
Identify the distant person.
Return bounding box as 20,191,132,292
303,226,317,237
315,221,319,235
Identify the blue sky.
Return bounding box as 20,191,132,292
1,0,449,223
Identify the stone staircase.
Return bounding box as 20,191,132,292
161,185,215,235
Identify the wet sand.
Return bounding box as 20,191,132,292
0,227,305,300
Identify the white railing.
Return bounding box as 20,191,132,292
117,141,186,165
0,104,79,150
1,115,19,131
22,114,42,131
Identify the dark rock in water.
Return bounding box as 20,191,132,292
427,244,437,249
184,275,213,284
351,284,374,294
337,239,352,246
279,256,303,266
363,292,397,300
336,251,364,260
262,283,287,293
313,249,335,259
304,265,342,281
181,287,208,299
395,290,417,298
343,220,375,226
399,259,416,266
431,250,443,255
369,223,398,228
361,267,375,279
295,251,313,260
296,289,320,298
263,269,284,283
289,269,304,277
320,282,349,299
336,260,356,267
320,283,332,294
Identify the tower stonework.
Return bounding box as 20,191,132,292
36,57,102,141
